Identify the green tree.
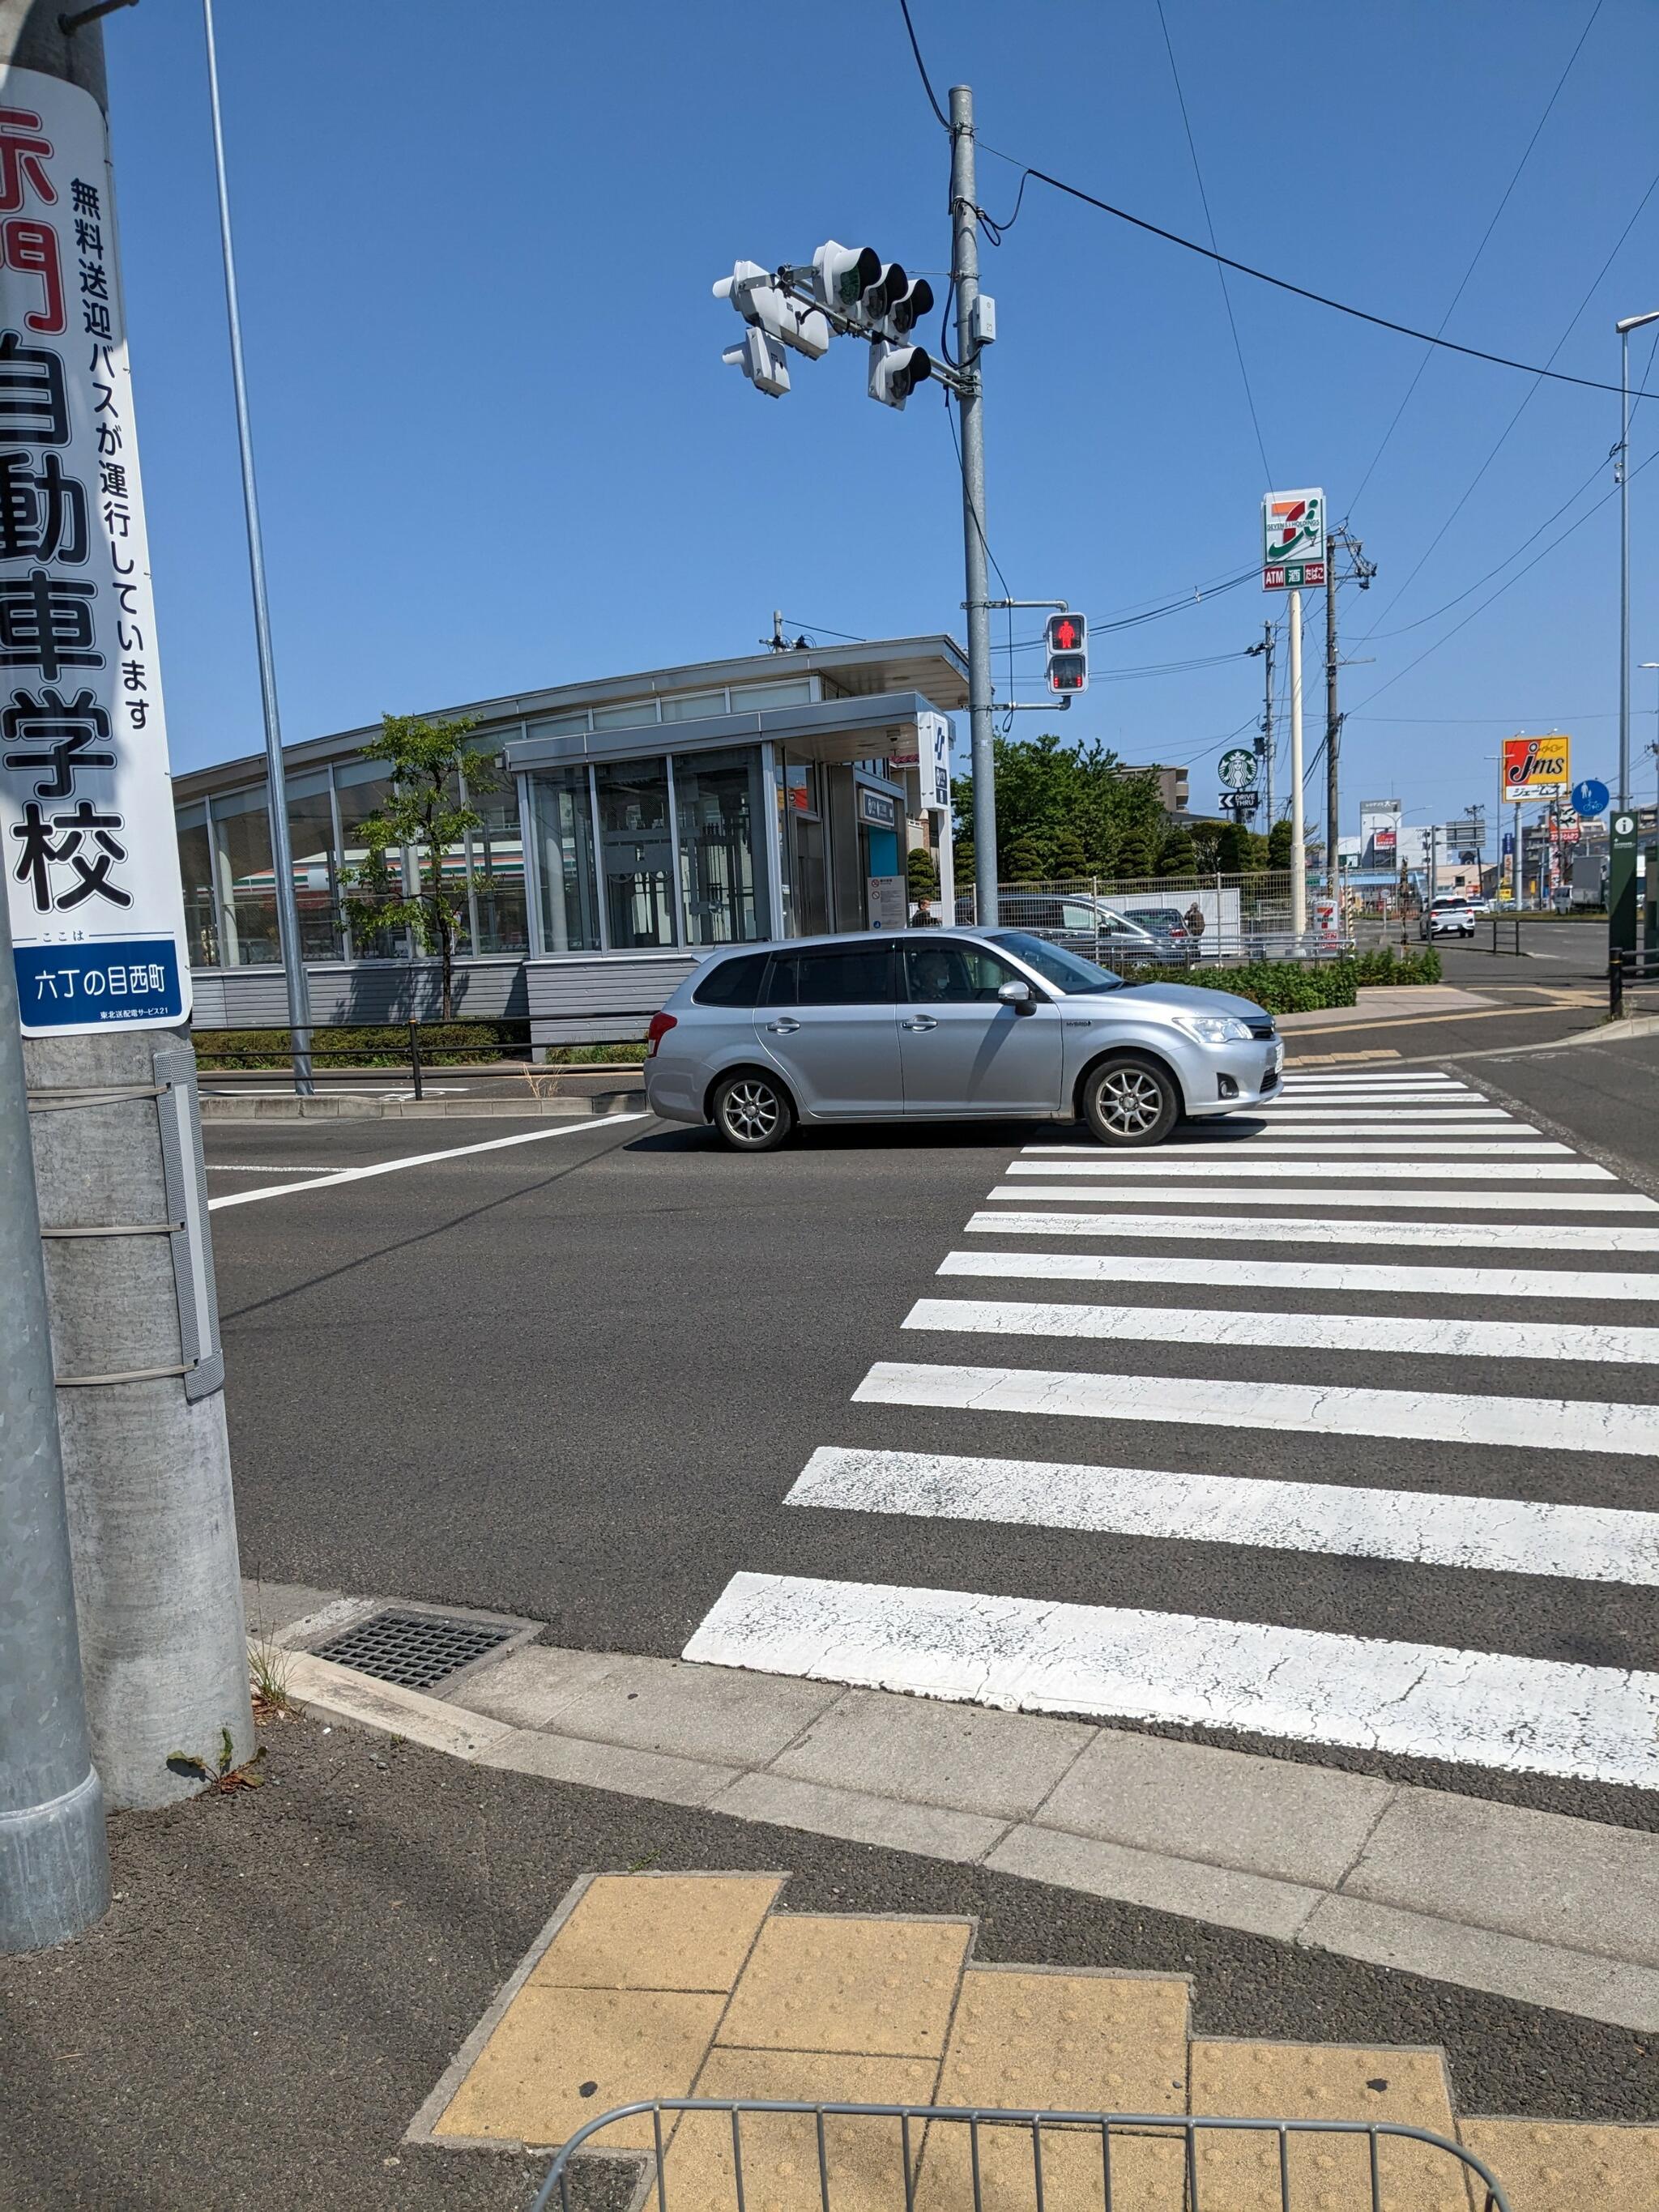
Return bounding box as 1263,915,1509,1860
1215,821,1250,874
1049,826,1088,880
342,712,498,1020
1158,828,1197,876
906,844,940,902
1267,816,1294,868
1004,831,1051,882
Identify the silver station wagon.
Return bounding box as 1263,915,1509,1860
643,927,1283,1151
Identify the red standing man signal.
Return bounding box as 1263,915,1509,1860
1044,610,1089,694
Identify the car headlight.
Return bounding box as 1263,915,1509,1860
1173,1013,1254,1046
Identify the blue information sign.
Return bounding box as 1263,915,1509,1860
14,939,184,1029
1572,778,1610,818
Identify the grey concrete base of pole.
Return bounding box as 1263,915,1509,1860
25,1029,253,1811
0,898,110,1950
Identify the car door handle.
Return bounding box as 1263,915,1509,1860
766,1017,800,1033
902,1016,938,1031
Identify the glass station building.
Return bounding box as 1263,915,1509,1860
172,635,966,1043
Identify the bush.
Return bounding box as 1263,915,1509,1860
194,1019,528,1069
1350,946,1442,987
1121,945,1440,1014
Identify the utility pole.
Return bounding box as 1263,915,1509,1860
1324,539,1341,923
1,0,254,1813
949,83,997,926
1288,588,1306,939
1247,623,1274,825
0,821,109,1951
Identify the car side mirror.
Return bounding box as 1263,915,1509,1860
998,979,1035,1013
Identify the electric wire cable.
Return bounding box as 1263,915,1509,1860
1154,0,1272,485
897,0,951,130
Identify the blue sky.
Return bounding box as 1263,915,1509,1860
103,0,1659,832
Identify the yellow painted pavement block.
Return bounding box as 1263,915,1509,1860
1457,2119,1659,2210
915,1969,1189,2212
433,1985,725,2150
1188,2040,1469,2212
719,1915,974,2058
527,1873,784,1993
653,2049,940,2212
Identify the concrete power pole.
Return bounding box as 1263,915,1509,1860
1288,588,1306,939
1324,539,1341,923
949,84,997,927
1,0,254,1812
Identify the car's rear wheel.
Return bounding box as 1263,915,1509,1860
1081,1053,1180,1148
711,1068,794,1153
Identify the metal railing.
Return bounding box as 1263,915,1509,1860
531,2097,1512,2212
949,874,1356,965
1609,946,1659,1018
191,1018,534,1098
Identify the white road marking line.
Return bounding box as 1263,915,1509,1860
968,1208,1659,1251
902,1294,1659,1366
1028,1124,1526,1145
854,1358,1659,1455
787,1446,1659,1588
682,1571,1659,1788
204,1163,335,1174
1274,1089,1481,1101
1279,1070,1464,1082
988,1185,1657,1212
1226,1116,1523,1128
1031,1141,1571,1157
206,1112,649,1208
938,1247,1659,1302
1002,1158,1612,1181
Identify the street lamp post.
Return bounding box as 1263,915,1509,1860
1616,312,1659,813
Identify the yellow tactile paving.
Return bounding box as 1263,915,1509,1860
1189,2039,1469,2212
718,1914,973,2058
911,1970,1189,2212
527,1873,783,1993
1457,2119,1659,2210
653,2050,940,2212
433,1986,724,2149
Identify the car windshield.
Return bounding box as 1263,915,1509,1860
987,931,1124,993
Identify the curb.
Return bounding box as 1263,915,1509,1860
199,1093,642,1120
263,1622,1659,2035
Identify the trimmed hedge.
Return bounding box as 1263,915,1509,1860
194,1019,527,1070
1124,946,1440,1015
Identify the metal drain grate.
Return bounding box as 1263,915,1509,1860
313,1609,514,1690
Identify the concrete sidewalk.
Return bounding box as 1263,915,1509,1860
254,1585,1659,2036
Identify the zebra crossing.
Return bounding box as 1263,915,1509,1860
683,1068,1659,1791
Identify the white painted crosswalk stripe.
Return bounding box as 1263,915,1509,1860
1026,1150,1575,1167
853,1358,1659,1455
1027,1127,1529,1147
1273,1089,1480,1102
902,1294,1659,1365
1004,1157,1611,1181
969,1208,1659,1249
683,1571,1659,1788
787,1446,1659,1588
988,1184,1657,1212
1216,1117,1524,1130
937,1246,1659,1302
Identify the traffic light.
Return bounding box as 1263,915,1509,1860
875,273,934,341
713,259,830,395
812,241,881,318
1045,611,1088,693
868,339,932,411
859,260,911,324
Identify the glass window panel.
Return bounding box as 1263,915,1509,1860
692,949,770,1007
211,784,279,967
766,943,895,1007
530,765,601,952
286,769,341,960
595,757,676,948
661,688,727,722
731,677,813,707
591,698,660,730
526,711,590,739
467,765,528,954
175,801,220,967
335,757,404,957
674,745,770,946
904,941,1021,1004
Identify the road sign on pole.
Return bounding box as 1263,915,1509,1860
1262,489,1326,590
1572,777,1610,818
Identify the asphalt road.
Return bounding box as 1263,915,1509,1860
206,1036,1659,1831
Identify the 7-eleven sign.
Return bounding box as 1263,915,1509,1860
1262,488,1326,590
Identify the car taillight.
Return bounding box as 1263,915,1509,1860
646,1011,677,1059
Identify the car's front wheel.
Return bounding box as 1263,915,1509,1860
1081,1053,1180,1148
711,1068,794,1153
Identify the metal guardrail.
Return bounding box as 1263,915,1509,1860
192,1019,534,1099
1609,948,1659,1019
531,2097,1512,2212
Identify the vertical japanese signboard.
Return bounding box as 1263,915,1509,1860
0,70,190,1034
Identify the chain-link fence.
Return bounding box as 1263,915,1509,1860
948,874,1354,965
